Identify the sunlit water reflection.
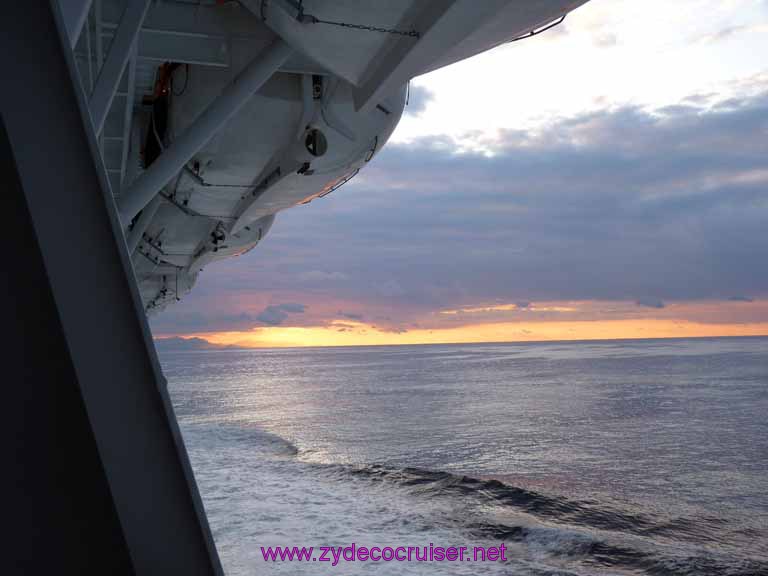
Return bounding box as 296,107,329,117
160,337,768,575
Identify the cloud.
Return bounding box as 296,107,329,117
693,25,748,44
440,304,519,315
593,32,617,48
338,310,364,321
691,24,768,45
376,326,408,334
329,90,768,304
153,336,229,350
255,303,306,326
297,270,348,283
150,84,768,335
728,295,754,302
405,84,434,116
441,302,577,316
636,298,666,309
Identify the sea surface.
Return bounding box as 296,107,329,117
158,337,768,575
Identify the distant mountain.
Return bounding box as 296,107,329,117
153,336,231,351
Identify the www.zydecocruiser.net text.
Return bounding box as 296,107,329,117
261,543,508,565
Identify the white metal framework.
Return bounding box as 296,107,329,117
60,0,590,313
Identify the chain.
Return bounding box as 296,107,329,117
309,17,420,39
287,2,419,39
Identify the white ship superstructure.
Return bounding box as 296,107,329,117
63,0,590,311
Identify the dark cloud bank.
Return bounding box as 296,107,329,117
153,88,768,333
255,303,306,326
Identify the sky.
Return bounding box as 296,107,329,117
151,0,768,347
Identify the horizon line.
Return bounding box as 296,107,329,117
153,333,768,352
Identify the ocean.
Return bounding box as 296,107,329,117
158,337,768,575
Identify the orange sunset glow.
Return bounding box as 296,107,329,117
167,299,768,349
